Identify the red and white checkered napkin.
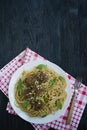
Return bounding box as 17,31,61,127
0,48,87,130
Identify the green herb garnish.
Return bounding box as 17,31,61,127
36,64,47,69
23,101,30,108
43,96,49,102
59,76,65,81
49,78,56,87
56,100,62,109
42,115,47,118
17,79,23,92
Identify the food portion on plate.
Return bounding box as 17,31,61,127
9,59,72,124
15,64,67,117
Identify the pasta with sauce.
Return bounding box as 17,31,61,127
15,64,67,117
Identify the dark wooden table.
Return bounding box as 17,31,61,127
0,0,87,130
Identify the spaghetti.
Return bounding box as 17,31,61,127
15,64,67,117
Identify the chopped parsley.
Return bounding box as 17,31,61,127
17,79,23,93
49,78,57,87
56,100,62,109
36,64,47,69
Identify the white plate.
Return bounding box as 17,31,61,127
8,59,72,124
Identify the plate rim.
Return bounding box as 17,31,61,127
8,59,72,124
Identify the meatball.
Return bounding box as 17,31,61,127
34,100,44,111
24,74,36,87
36,71,48,83
23,89,35,100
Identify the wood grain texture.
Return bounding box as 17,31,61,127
0,0,87,130
66,94,75,124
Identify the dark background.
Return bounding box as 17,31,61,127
0,0,87,130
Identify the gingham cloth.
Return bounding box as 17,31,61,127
0,48,87,130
